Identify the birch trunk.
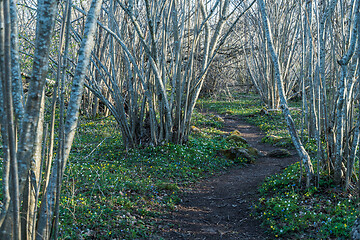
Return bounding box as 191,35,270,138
257,0,314,186
36,0,103,238
84,0,254,146
2,0,21,237
335,0,359,184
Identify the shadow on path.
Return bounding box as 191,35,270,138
158,114,298,239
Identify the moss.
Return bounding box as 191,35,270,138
262,135,283,143
226,134,248,144
246,146,264,157
218,147,255,163
156,182,180,191
267,149,292,158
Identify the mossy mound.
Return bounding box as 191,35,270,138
262,134,282,143
262,135,294,148
246,146,264,157
218,147,255,163
274,137,294,148
226,134,248,144
267,149,292,158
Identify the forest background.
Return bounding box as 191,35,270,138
0,0,360,239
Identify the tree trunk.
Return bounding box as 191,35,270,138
257,0,314,187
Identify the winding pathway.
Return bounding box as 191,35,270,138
159,114,298,239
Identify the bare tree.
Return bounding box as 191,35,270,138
0,0,103,238
242,0,360,189
84,0,255,148
257,0,314,186
242,0,302,109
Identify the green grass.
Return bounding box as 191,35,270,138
59,113,248,239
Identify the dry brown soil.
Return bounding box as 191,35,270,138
157,114,299,239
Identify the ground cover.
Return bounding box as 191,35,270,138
59,112,248,239
159,108,298,239
200,93,359,239
257,162,359,239
0,93,356,239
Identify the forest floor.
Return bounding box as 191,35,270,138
158,113,299,239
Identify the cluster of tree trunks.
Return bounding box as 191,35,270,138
0,0,255,238
248,0,360,190
0,0,102,238
2,0,360,238
83,0,255,148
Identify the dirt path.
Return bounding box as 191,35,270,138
158,114,298,239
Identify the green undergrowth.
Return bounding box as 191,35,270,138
59,114,247,239
198,94,303,149
200,93,359,239
255,162,359,239
198,93,263,117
